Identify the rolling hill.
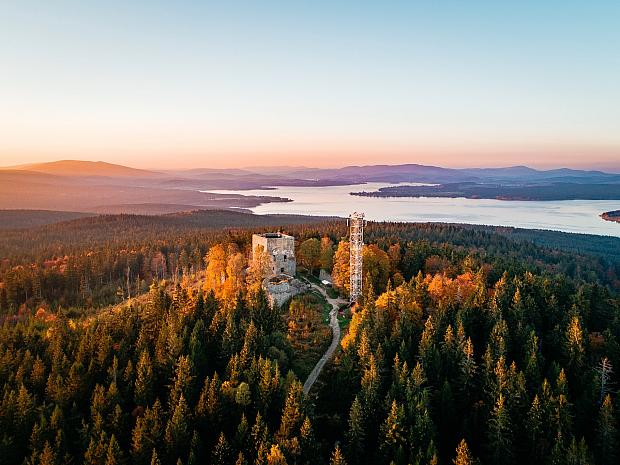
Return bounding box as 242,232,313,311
4,159,162,177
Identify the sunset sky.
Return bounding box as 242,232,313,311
1,1,619,171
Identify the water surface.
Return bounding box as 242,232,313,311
205,183,620,237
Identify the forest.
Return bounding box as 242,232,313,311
0,210,619,465
352,182,620,201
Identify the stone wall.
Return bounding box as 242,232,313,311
252,232,296,276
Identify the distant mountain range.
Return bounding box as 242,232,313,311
1,159,619,214
280,164,620,184
6,159,620,184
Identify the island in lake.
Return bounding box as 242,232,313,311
602,210,620,223
352,181,620,201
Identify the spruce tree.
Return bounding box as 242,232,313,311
330,445,347,465
486,394,513,465
346,396,366,464
595,394,618,465
135,350,154,406
453,439,474,465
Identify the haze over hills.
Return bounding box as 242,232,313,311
2,159,620,215
4,159,620,184
5,159,162,177
281,163,620,184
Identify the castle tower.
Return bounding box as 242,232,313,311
252,232,296,277
349,212,365,303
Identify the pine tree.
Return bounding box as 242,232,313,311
565,315,585,371
235,452,248,465
299,416,318,464
459,337,476,398
277,380,304,459
486,394,513,465
566,437,590,465
380,400,405,461
135,349,154,406
39,441,57,465
549,432,566,465
150,449,161,465
346,396,365,464
165,394,191,459
278,381,303,439
169,355,194,409
266,444,288,465
132,400,164,465
212,432,232,465
105,435,123,465
187,430,203,465
526,394,545,461
524,330,543,392
595,394,618,465
453,439,474,465
330,445,347,465
189,320,207,377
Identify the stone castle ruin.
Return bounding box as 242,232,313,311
251,232,308,307
252,232,296,276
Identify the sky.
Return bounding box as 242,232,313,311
1,1,619,171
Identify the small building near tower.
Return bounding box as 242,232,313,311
252,232,296,277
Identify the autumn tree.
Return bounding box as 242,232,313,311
362,244,390,294
247,244,271,292
204,244,227,296
223,252,247,301
453,439,474,465
320,236,335,271
298,238,321,274
332,240,350,296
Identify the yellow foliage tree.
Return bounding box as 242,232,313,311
266,444,288,465
332,241,350,297
247,244,271,293
362,244,390,294
453,439,474,465
222,252,246,301
203,244,227,297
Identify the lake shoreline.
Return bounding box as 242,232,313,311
601,210,620,223
351,181,620,201
201,183,620,237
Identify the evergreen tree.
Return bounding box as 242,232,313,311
566,437,590,465
39,442,57,465
486,394,513,465
453,439,474,465
150,449,161,465
165,394,191,460
346,396,366,464
135,349,155,406
330,445,347,465
104,435,123,465
266,444,288,465
595,394,618,465
380,400,406,462
212,432,233,465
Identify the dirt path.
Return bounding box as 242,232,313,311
303,283,347,394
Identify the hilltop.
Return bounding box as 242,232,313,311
3,159,161,177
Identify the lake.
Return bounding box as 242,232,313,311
205,183,620,237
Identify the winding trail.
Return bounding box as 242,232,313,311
302,283,348,394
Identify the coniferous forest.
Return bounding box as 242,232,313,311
1,212,619,465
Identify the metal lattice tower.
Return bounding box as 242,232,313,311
349,212,365,303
